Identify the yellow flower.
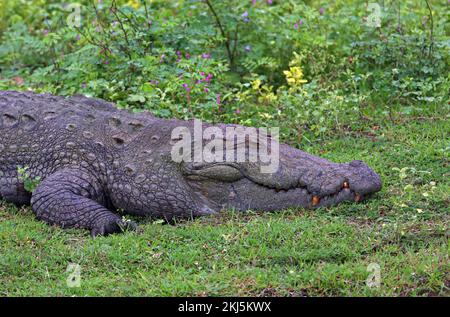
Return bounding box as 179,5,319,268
251,79,262,90
283,66,307,86
260,113,273,119
127,0,140,9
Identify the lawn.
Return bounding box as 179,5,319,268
1,107,448,296
0,0,448,297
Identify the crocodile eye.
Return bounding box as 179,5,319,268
184,163,243,182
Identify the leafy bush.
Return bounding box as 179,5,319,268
0,0,448,141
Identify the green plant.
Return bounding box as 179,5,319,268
17,166,41,193
0,0,448,140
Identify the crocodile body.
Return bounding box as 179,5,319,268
0,91,381,236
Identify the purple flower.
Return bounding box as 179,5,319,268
201,53,211,59
204,73,213,83
182,83,190,92
42,29,49,36
244,45,252,52
204,87,209,93
216,94,221,105
294,19,303,29
200,71,205,76
75,34,81,41
104,60,109,65
252,0,256,5
267,0,273,4
81,83,87,88
319,7,325,15
235,108,241,114
185,52,191,59
242,11,250,22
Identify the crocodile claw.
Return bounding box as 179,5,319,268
90,218,137,237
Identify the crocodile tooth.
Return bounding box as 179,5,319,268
312,196,320,206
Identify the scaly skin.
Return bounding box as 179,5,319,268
0,91,382,236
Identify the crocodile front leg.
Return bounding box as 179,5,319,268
30,168,135,236
0,170,32,206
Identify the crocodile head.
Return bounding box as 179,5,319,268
177,126,382,213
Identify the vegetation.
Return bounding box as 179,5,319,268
0,0,448,296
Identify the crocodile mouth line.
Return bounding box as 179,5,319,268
249,179,363,206
186,163,365,206
229,163,364,205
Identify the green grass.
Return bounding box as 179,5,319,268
0,108,448,296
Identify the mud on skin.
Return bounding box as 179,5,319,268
0,91,382,236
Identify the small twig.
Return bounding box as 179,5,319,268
204,0,234,69
115,3,140,36
90,1,116,54
231,24,239,65
42,19,60,72
111,0,132,59
424,0,434,57
141,0,153,54
142,0,150,21
75,25,113,56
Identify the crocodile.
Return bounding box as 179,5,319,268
0,91,382,236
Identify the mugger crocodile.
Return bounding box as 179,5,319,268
0,91,381,236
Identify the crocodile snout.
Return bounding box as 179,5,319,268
346,160,382,199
